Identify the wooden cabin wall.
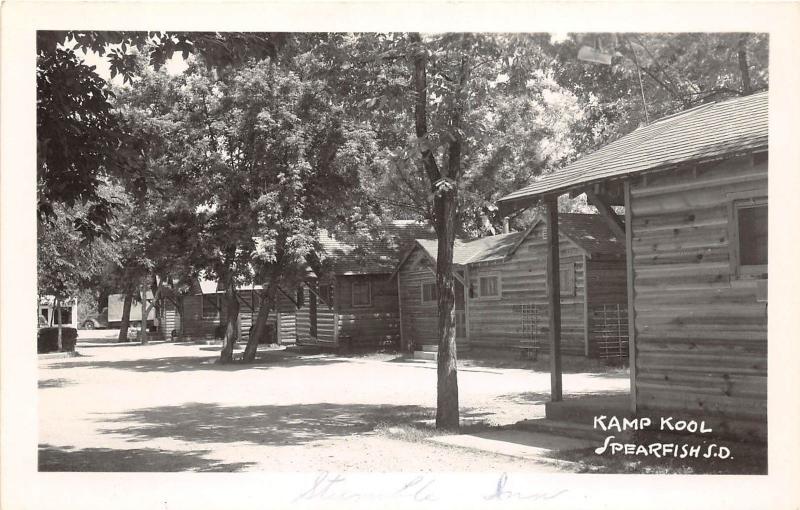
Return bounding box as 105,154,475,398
181,294,222,340
398,248,439,350
397,247,467,351
295,285,337,346
629,153,768,439
295,306,312,344
181,290,292,343
162,299,181,336
336,274,400,349
585,258,628,358
467,223,587,355
277,313,297,344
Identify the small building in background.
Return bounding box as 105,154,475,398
395,213,627,359
173,279,298,344
295,220,435,350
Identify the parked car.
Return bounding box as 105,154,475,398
81,307,109,329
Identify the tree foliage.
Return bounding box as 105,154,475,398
122,55,379,362
36,31,290,238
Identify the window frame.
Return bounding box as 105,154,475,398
351,280,372,308
421,282,437,303
728,194,768,280
473,273,502,301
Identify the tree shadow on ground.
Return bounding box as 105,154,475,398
38,443,255,472
496,389,629,406
77,340,171,349
43,351,347,373
96,402,494,447
38,378,75,389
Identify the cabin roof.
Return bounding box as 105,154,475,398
411,213,624,267
498,91,768,210
540,213,625,258
416,232,521,266
318,220,436,275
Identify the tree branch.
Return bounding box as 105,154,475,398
409,33,441,185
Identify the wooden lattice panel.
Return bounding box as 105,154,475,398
515,303,545,359
591,303,629,359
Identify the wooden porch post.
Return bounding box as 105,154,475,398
545,194,563,402
624,180,638,413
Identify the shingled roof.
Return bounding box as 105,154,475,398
318,220,436,274
412,213,624,267
499,91,768,211
416,232,521,266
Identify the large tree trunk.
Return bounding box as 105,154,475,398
138,284,149,344
434,191,460,430
219,284,240,364
242,287,275,363
409,32,467,430
118,292,134,342
55,298,63,351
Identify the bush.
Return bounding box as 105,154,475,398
37,327,78,353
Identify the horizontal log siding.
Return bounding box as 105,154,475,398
162,300,181,336
398,248,469,351
296,307,337,345
630,154,768,438
399,251,439,349
335,274,400,349
182,290,288,342
468,223,587,355
278,313,296,344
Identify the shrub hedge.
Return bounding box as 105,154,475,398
37,327,78,353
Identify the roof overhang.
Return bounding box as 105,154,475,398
497,145,768,216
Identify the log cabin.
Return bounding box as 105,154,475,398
295,220,435,350
395,213,627,358
497,91,768,440
164,278,298,344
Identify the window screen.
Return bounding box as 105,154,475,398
738,204,768,266
422,282,437,302
479,276,499,297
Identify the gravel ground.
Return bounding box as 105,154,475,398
39,341,629,472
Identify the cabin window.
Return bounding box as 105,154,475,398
732,197,767,277
352,281,372,307
201,294,220,319
477,275,501,299
560,264,576,296
421,282,437,302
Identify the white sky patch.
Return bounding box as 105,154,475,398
76,47,189,86
549,32,570,44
